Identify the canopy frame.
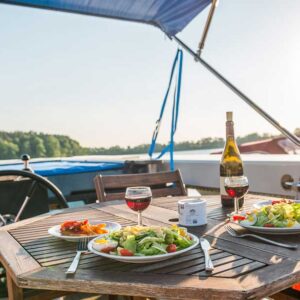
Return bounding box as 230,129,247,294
174,36,300,147
197,0,218,56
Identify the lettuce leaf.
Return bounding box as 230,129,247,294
123,235,137,253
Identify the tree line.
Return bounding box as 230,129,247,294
0,130,298,160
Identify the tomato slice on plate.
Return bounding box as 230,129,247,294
119,249,134,256
263,223,274,228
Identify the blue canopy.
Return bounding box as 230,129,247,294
0,0,211,36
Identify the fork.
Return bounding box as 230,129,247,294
66,238,89,274
224,225,298,250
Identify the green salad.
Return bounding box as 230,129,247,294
240,201,300,228
92,225,195,256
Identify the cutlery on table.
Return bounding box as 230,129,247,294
224,225,298,250
66,238,89,274
199,238,214,272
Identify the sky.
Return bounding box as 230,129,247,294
0,0,299,148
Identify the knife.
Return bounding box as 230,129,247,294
200,238,214,272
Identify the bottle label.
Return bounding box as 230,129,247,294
220,176,227,197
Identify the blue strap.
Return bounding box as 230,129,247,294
148,49,183,171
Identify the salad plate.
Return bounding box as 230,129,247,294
48,220,121,242
88,233,199,263
88,225,199,263
236,201,300,235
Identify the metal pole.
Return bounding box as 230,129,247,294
197,0,218,56
173,36,300,147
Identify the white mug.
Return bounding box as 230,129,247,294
178,198,207,227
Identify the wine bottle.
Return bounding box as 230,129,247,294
220,112,244,207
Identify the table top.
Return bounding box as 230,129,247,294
1,194,300,300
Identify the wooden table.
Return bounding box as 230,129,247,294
1,195,300,300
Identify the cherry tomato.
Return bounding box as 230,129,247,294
232,215,246,222
166,244,177,253
119,249,134,256
263,223,274,228
292,283,300,291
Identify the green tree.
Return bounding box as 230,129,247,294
44,135,61,157
0,138,19,159
30,136,47,157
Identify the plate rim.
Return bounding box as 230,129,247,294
238,222,300,235
48,220,122,240
253,199,300,208
240,223,300,231
88,232,199,262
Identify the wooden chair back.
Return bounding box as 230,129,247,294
94,169,187,202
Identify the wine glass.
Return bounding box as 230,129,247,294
125,187,152,226
224,176,249,216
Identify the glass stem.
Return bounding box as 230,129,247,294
138,211,142,226
234,197,239,214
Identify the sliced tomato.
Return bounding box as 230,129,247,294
263,223,274,228
119,249,134,256
271,200,281,205
166,244,177,253
101,247,117,254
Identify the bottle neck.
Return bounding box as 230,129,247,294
226,121,234,138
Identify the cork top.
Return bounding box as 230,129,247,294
226,111,233,121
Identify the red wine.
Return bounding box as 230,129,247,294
225,184,249,199
125,196,151,212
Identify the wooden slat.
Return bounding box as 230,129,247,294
216,261,265,278
0,231,40,280
174,254,244,275
102,171,183,188
196,258,254,276
105,187,184,201
142,250,230,275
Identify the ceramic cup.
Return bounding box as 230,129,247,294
178,198,207,226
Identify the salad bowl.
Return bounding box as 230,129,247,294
88,233,199,263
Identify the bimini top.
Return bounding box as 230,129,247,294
0,0,211,36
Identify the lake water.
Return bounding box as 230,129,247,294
174,148,222,155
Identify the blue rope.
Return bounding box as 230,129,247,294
148,49,183,170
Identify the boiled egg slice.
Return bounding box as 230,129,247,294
92,238,118,252
240,213,257,226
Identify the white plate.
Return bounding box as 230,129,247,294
253,200,300,209
48,221,121,242
239,223,300,235
88,233,199,263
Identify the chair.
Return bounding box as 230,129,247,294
94,169,187,202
